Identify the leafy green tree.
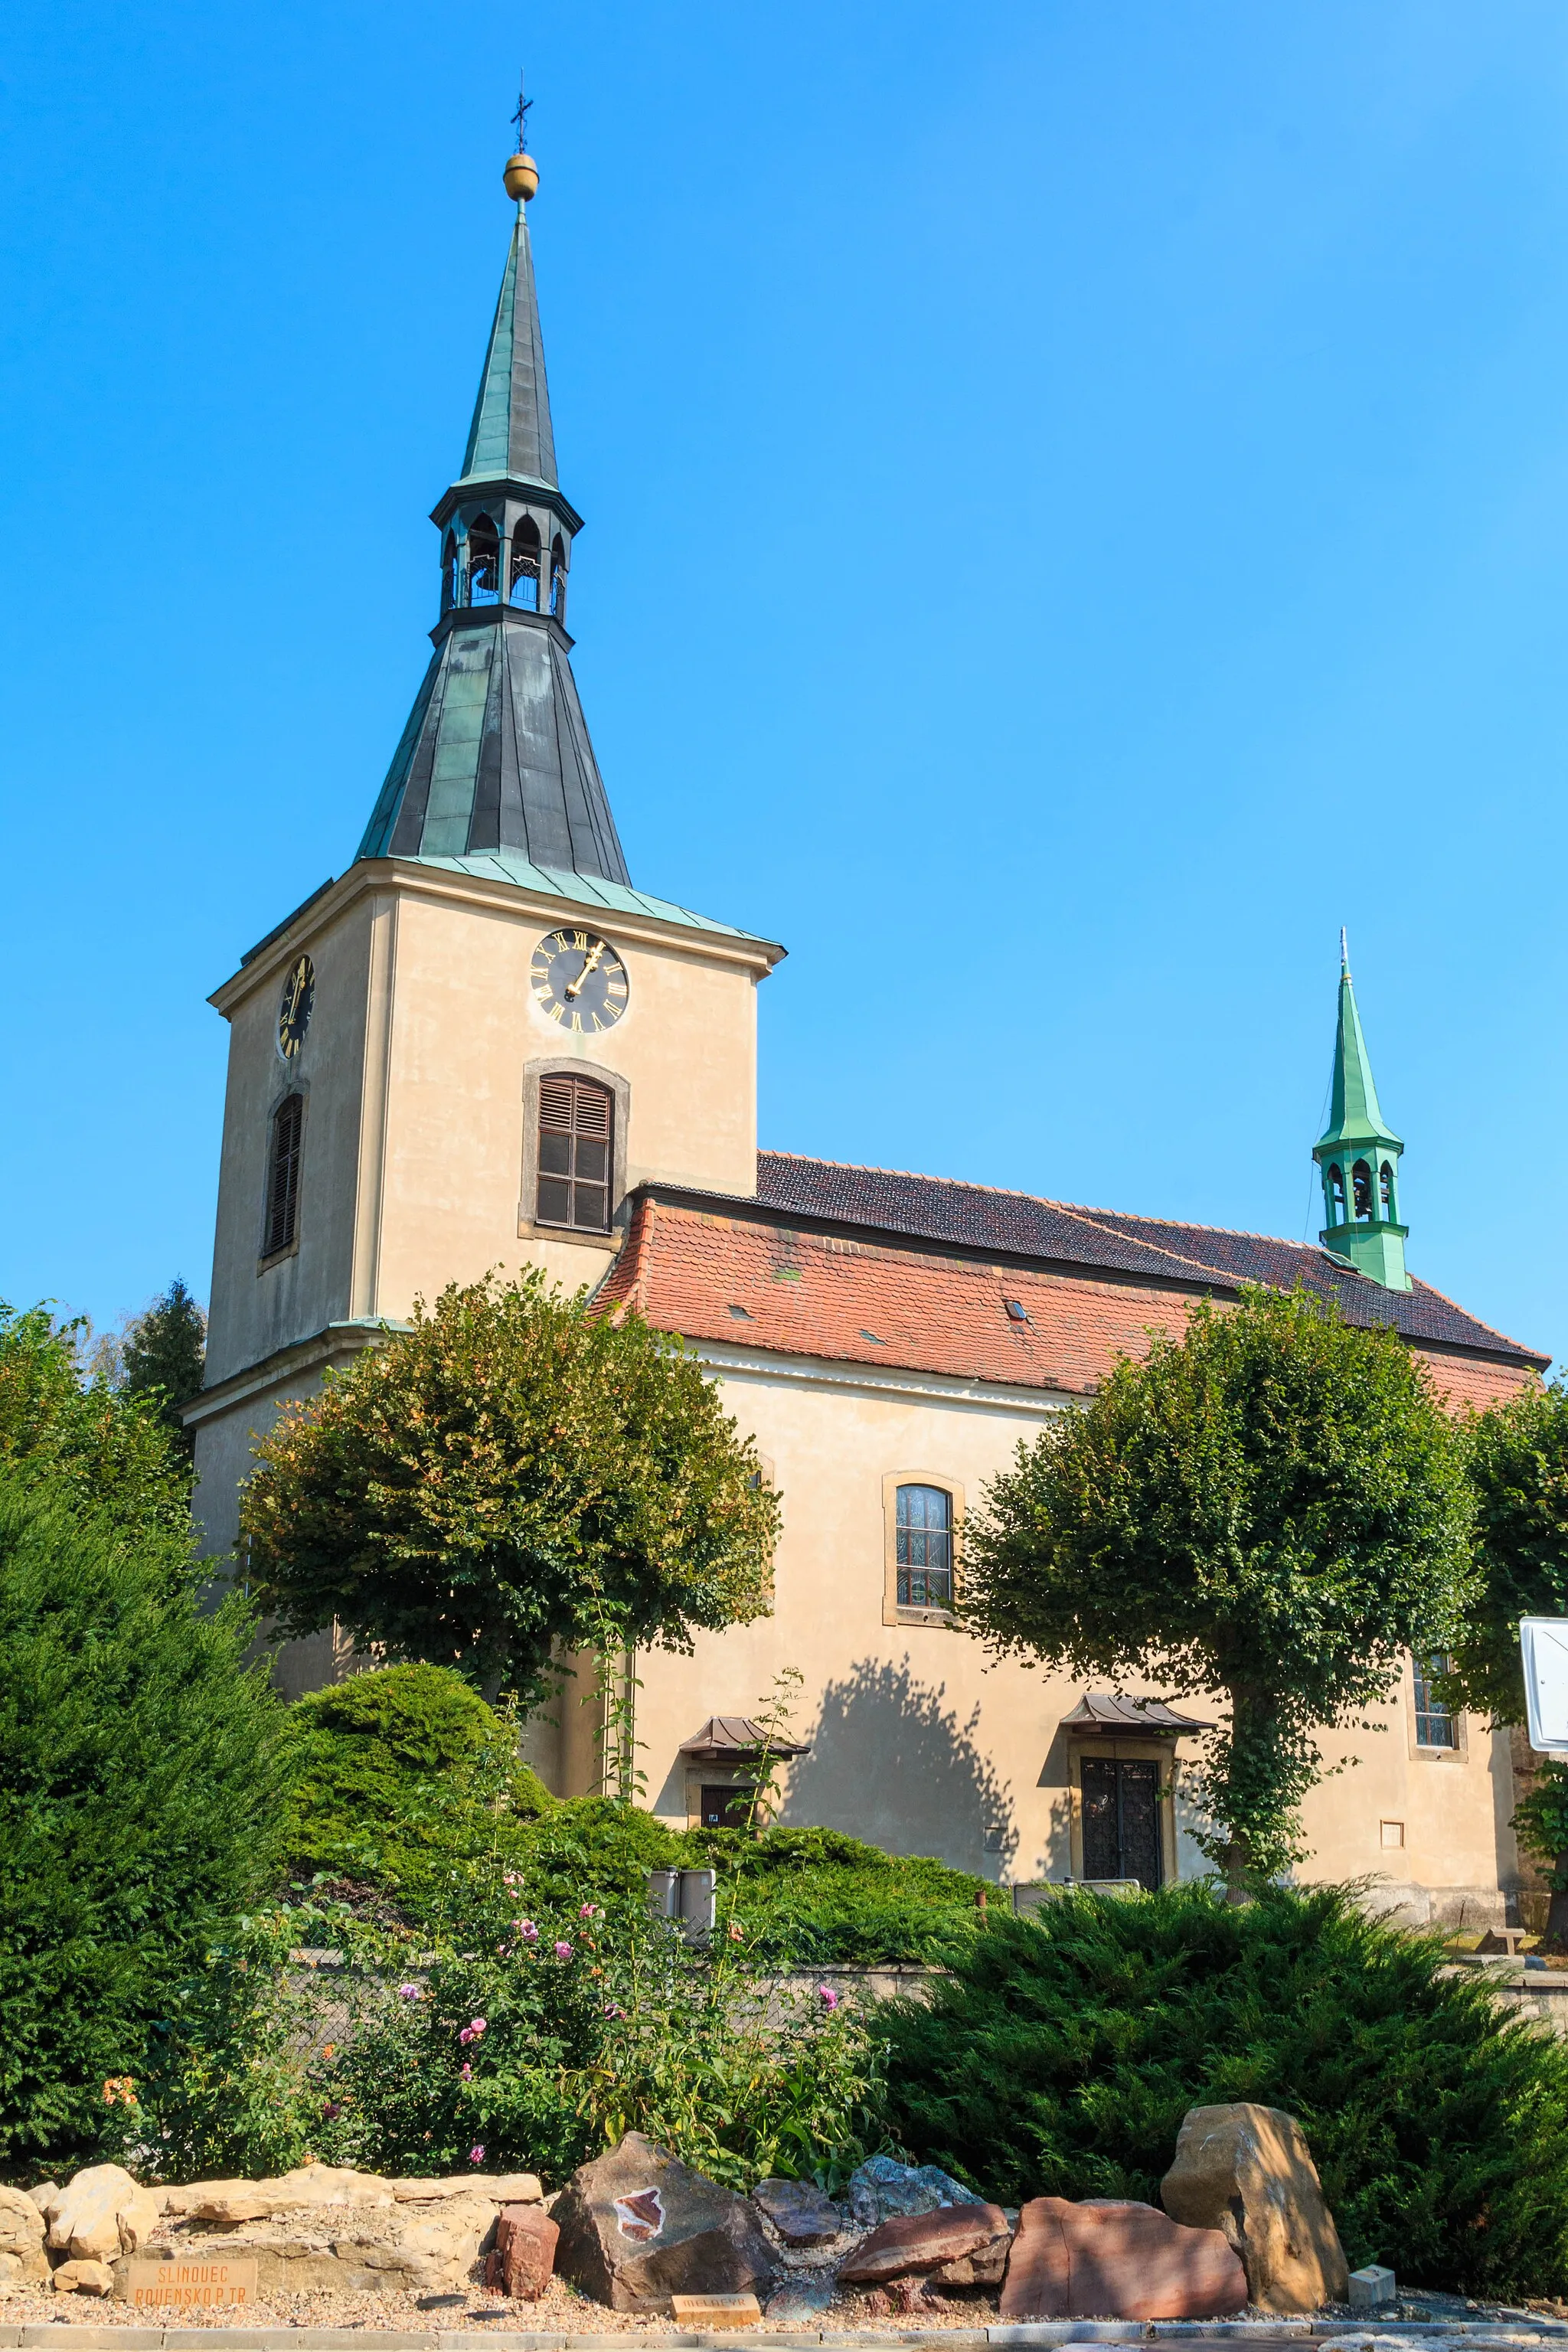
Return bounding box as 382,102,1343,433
241,1271,779,1706
0,1299,191,1539
0,1475,286,2171
882,1883,1568,2297
1442,1381,1568,1939
962,1287,1474,1894
119,1277,207,1455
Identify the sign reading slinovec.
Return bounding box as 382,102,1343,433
122,2257,259,2308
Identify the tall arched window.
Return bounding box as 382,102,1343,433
1379,1160,1396,1220
263,1093,303,1259
466,516,500,605
510,518,541,609
537,1074,613,1232
549,534,567,620
1326,1164,1346,1223
896,1485,953,1610
1352,1159,1374,1220
441,534,459,612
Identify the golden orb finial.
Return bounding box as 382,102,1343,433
503,151,539,201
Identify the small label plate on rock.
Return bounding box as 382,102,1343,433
670,2292,763,2328
120,2256,260,2308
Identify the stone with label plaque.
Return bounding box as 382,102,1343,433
119,2255,260,2308
669,2291,762,2328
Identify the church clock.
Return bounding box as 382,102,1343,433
531,929,629,1034
276,955,315,1061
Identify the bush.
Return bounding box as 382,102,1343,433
881,1883,1568,2298
0,1299,193,1537
281,1663,554,1903
0,1477,287,2171
280,1666,984,1962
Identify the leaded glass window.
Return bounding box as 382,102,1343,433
897,1484,953,1610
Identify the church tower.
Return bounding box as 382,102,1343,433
1313,936,1410,1291
188,124,783,1589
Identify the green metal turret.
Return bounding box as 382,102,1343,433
1314,933,1410,1290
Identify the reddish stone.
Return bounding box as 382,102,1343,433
493,2204,558,2301
1000,2197,1246,2322
840,2202,1011,2287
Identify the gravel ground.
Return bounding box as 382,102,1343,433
0,2274,1002,2334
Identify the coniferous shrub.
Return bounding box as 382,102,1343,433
881,1883,1568,2298
0,1477,286,2171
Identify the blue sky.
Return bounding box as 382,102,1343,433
4,2,1568,1367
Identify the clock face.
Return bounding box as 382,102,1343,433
530,929,629,1034
277,955,315,1061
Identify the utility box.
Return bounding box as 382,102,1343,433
646,1867,716,1937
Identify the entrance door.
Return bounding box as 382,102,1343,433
1080,1758,1163,1888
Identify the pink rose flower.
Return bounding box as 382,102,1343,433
518,1919,539,1943
398,1982,423,2001
554,1940,573,1960
460,2063,472,2081
817,1983,840,2009
469,2145,485,2164
579,1903,598,1918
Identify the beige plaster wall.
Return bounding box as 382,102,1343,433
583,1342,1508,1919
203,866,769,1403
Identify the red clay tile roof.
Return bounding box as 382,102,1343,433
753,1153,1547,1368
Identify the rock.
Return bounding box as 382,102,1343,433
45,2165,160,2261
492,2204,558,2300
163,2165,397,2224
26,2184,59,2213
551,2132,776,2313
751,2177,841,2246
1160,2102,1350,2314
1000,2197,1247,2321
841,2202,1011,2288
847,2155,983,2230
0,2184,50,2285
765,2280,835,2323
133,2184,498,2297
394,2173,543,2204
53,2257,116,2295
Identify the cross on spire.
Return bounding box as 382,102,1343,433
511,72,533,154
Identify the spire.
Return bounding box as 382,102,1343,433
1312,938,1410,1290
355,103,630,888
458,201,557,489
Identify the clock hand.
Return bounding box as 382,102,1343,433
564,941,606,1000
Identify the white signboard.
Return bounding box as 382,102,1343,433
1521,1618,1568,1753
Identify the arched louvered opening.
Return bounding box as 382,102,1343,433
441,534,459,613
537,1074,612,1232
1326,1163,1346,1223
466,516,500,606
263,1093,304,1259
1351,1158,1374,1220
1380,1159,1396,1220
549,534,567,620
510,517,541,609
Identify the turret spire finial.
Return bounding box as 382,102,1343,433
504,68,540,202
1339,925,1349,976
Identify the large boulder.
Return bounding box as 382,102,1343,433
0,2184,50,2285
43,2165,160,2262
1160,2102,1349,2314
551,2132,776,2313
841,2202,1011,2288
751,2177,841,2247
52,2257,116,2295
1001,2197,1247,2321
126,2182,498,2295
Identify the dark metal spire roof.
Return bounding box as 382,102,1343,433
357,609,628,876
355,185,631,888
459,202,557,489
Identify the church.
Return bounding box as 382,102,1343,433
187,134,1548,1927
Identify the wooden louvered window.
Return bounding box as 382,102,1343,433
537,1075,613,1232
264,1093,304,1258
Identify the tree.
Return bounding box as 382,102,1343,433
241,1271,780,1707
0,1474,286,2171
0,1299,192,1540
119,1277,207,1455
962,1287,1474,1895
1441,1381,1568,1939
